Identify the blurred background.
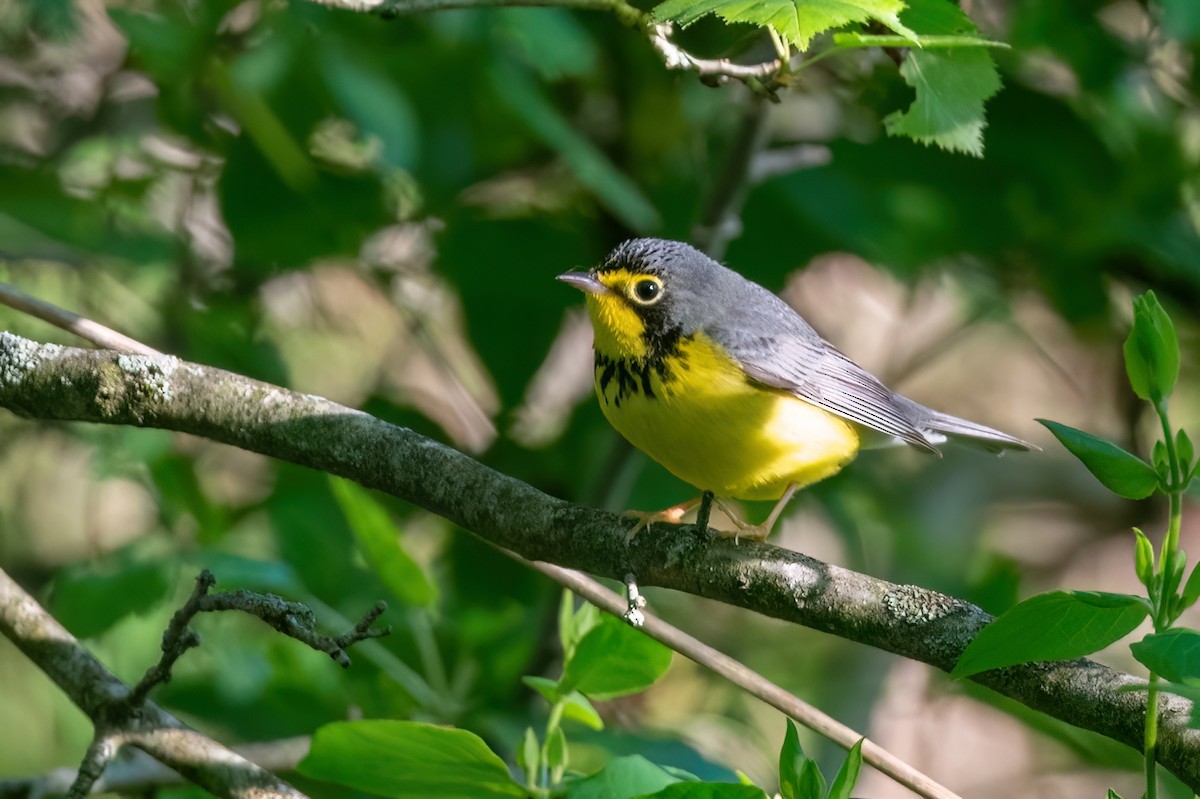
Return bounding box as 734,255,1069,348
0,0,1198,796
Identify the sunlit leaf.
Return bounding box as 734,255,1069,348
299,720,524,798
1038,420,1159,500
560,614,672,700
953,591,1149,678
1131,629,1200,683
329,476,435,606
566,755,681,799
652,0,914,51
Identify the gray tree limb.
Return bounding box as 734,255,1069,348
0,332,1197,789
0,561,307,799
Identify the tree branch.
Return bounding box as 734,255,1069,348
0,563,307,799
306,0,789,93
0,333,1197,789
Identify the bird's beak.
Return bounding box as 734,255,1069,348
556,271,608,295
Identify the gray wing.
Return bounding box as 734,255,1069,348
710,292,940,453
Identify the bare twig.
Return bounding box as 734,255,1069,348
0,284,161,356
132,570,389,707
649,22,783,88
523,558,963,799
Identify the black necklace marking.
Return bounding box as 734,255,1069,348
595,326,686,407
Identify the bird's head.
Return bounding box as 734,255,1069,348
557,238,715,359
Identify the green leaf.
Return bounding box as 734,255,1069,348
1133,528,1155,589
651,0,915,51
1182,563,1200,611
1037,420,1159,500
952,591,1149,678
779,721,825,799
1178,429,1195,483
565,755,681,799
636,785,769,798
1153,440,1170,481
48,555,171,639
560,614,672,700
523,676,605,730
518,726,539,784
1131,629,1200,683
547,727,569,784
299,720,525,798
826,739,863,799
884,45,1001,157
330,476,434,606
560,590,600,658
490,62,659,233
1107,790,1125,799
1123,291,1179,404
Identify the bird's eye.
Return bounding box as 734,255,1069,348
632,279,662,304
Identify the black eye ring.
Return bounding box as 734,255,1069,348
633,279,661,304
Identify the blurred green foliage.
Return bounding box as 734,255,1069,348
1,0,1199,795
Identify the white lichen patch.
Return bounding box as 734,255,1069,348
0,333,63,387
883,583,959,624
116,353,180,403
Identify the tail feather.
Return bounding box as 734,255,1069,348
921,409,1037,453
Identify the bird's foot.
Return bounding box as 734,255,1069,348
624,501,700,537
710,502,770,545
621,497,703,542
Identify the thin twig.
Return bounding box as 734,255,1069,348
522,558,964,799
649,22,782,82
0,283,161,356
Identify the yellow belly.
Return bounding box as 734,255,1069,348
595,333,860,500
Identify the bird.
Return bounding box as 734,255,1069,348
557,237,1035,541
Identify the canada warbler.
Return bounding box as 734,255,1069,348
558,238,1034,540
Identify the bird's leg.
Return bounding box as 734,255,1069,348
694,491,715,535
712,484,799,544
622,495,704,541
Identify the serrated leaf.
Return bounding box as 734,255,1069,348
779,721,825,799
330,477,434,606
299,720,524,798
1133,528,1155,589
560,614,672,700
636,785,769,798
1038,420,1159,500
566,755,681,799
826,739,863,799
884,45,1001,157
1124,291,1179,404
1130,629,1200,683
952,591,1149,678
652,0,914,51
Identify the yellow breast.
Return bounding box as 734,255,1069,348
593,330,860,500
